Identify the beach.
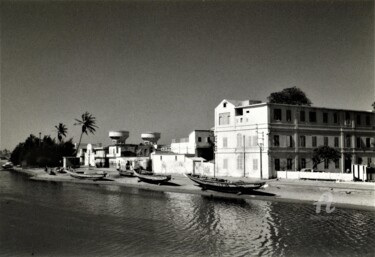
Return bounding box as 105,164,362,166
7,166,375,211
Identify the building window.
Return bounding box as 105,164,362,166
324,137,328,146
334,137,339,147
345,112,351,124
274,135,280,147
237,155,243,170
309,111,317,122
324,159,329,169
237,133,243,147
160,156,162,160
223,159,228,169
223,102,227,108
346,135,351,148
335,160,339,169
300,136,306,147
356,115,361,125
248,136,252,147
253,136,258,146
323,113,328,123
287,159,293,170
275,159,280,171
333,113,338,123
366,115,370,126
312,136,317,147
356,137,361,148
300,111,305,122
286,110,292,122
366,138,371,148
287,135,293,147
219,112,230,125
175,156,177,161
253,159,258,170
274,109,282,121
198,137,202,142
223,137,228,148
358,157,363,165
301,158,306,169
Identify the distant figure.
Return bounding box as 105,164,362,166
125,161,130,170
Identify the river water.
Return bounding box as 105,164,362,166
0,170,374,257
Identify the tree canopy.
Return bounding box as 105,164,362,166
55,123,68,143
268,87,312,106
312,146,340,169
10,134,75,167
74,112,98,154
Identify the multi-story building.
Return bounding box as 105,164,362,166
215,99,375,179
171,130,214,160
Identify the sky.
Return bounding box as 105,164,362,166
0,0,374,150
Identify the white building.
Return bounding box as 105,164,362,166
215,99,375,179
171,130,213,160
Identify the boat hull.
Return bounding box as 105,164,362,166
119,169,135,177
185,173,265,194
64,169,107,180
134,170,171,184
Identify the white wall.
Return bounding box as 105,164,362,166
152,154,193,174
277,171,353,181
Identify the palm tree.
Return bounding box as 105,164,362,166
74,112,98,154
55,123,68,143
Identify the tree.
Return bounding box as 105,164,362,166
267,87,312,106
312,146,340,170
74,112,98,155
10,134,75,167
55,123,68,143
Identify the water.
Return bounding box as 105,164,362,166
0,170,374,257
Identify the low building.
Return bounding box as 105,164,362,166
171,130,214,160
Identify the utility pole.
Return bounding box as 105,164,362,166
256,125,264,179
243,135,246,177
214,135,217,177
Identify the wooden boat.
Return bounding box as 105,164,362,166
133,169,171,184
2,162,13,169
185,173,266,194
119,169,135,177
64,168,107,180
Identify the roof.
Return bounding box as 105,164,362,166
227,99,374,113
188,157,206,162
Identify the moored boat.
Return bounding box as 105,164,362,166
1,162,13,169
119,169,135,177
133,169,171,184
64,168,107,180
185,173,265,194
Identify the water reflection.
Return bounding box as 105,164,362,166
0,171,374,257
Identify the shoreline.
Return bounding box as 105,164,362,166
7,167,375,211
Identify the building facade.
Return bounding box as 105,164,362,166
171,130,214,160
215,99,375,179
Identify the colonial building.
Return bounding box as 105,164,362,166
215,99,375,179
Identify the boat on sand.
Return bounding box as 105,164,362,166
1,162,13,169
185,173,265,194
64,168,107,180
133,169,171,184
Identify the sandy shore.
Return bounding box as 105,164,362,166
7,167,375,211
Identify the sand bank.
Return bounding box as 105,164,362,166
8,167,375,211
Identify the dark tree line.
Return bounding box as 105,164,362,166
10,134,75,167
